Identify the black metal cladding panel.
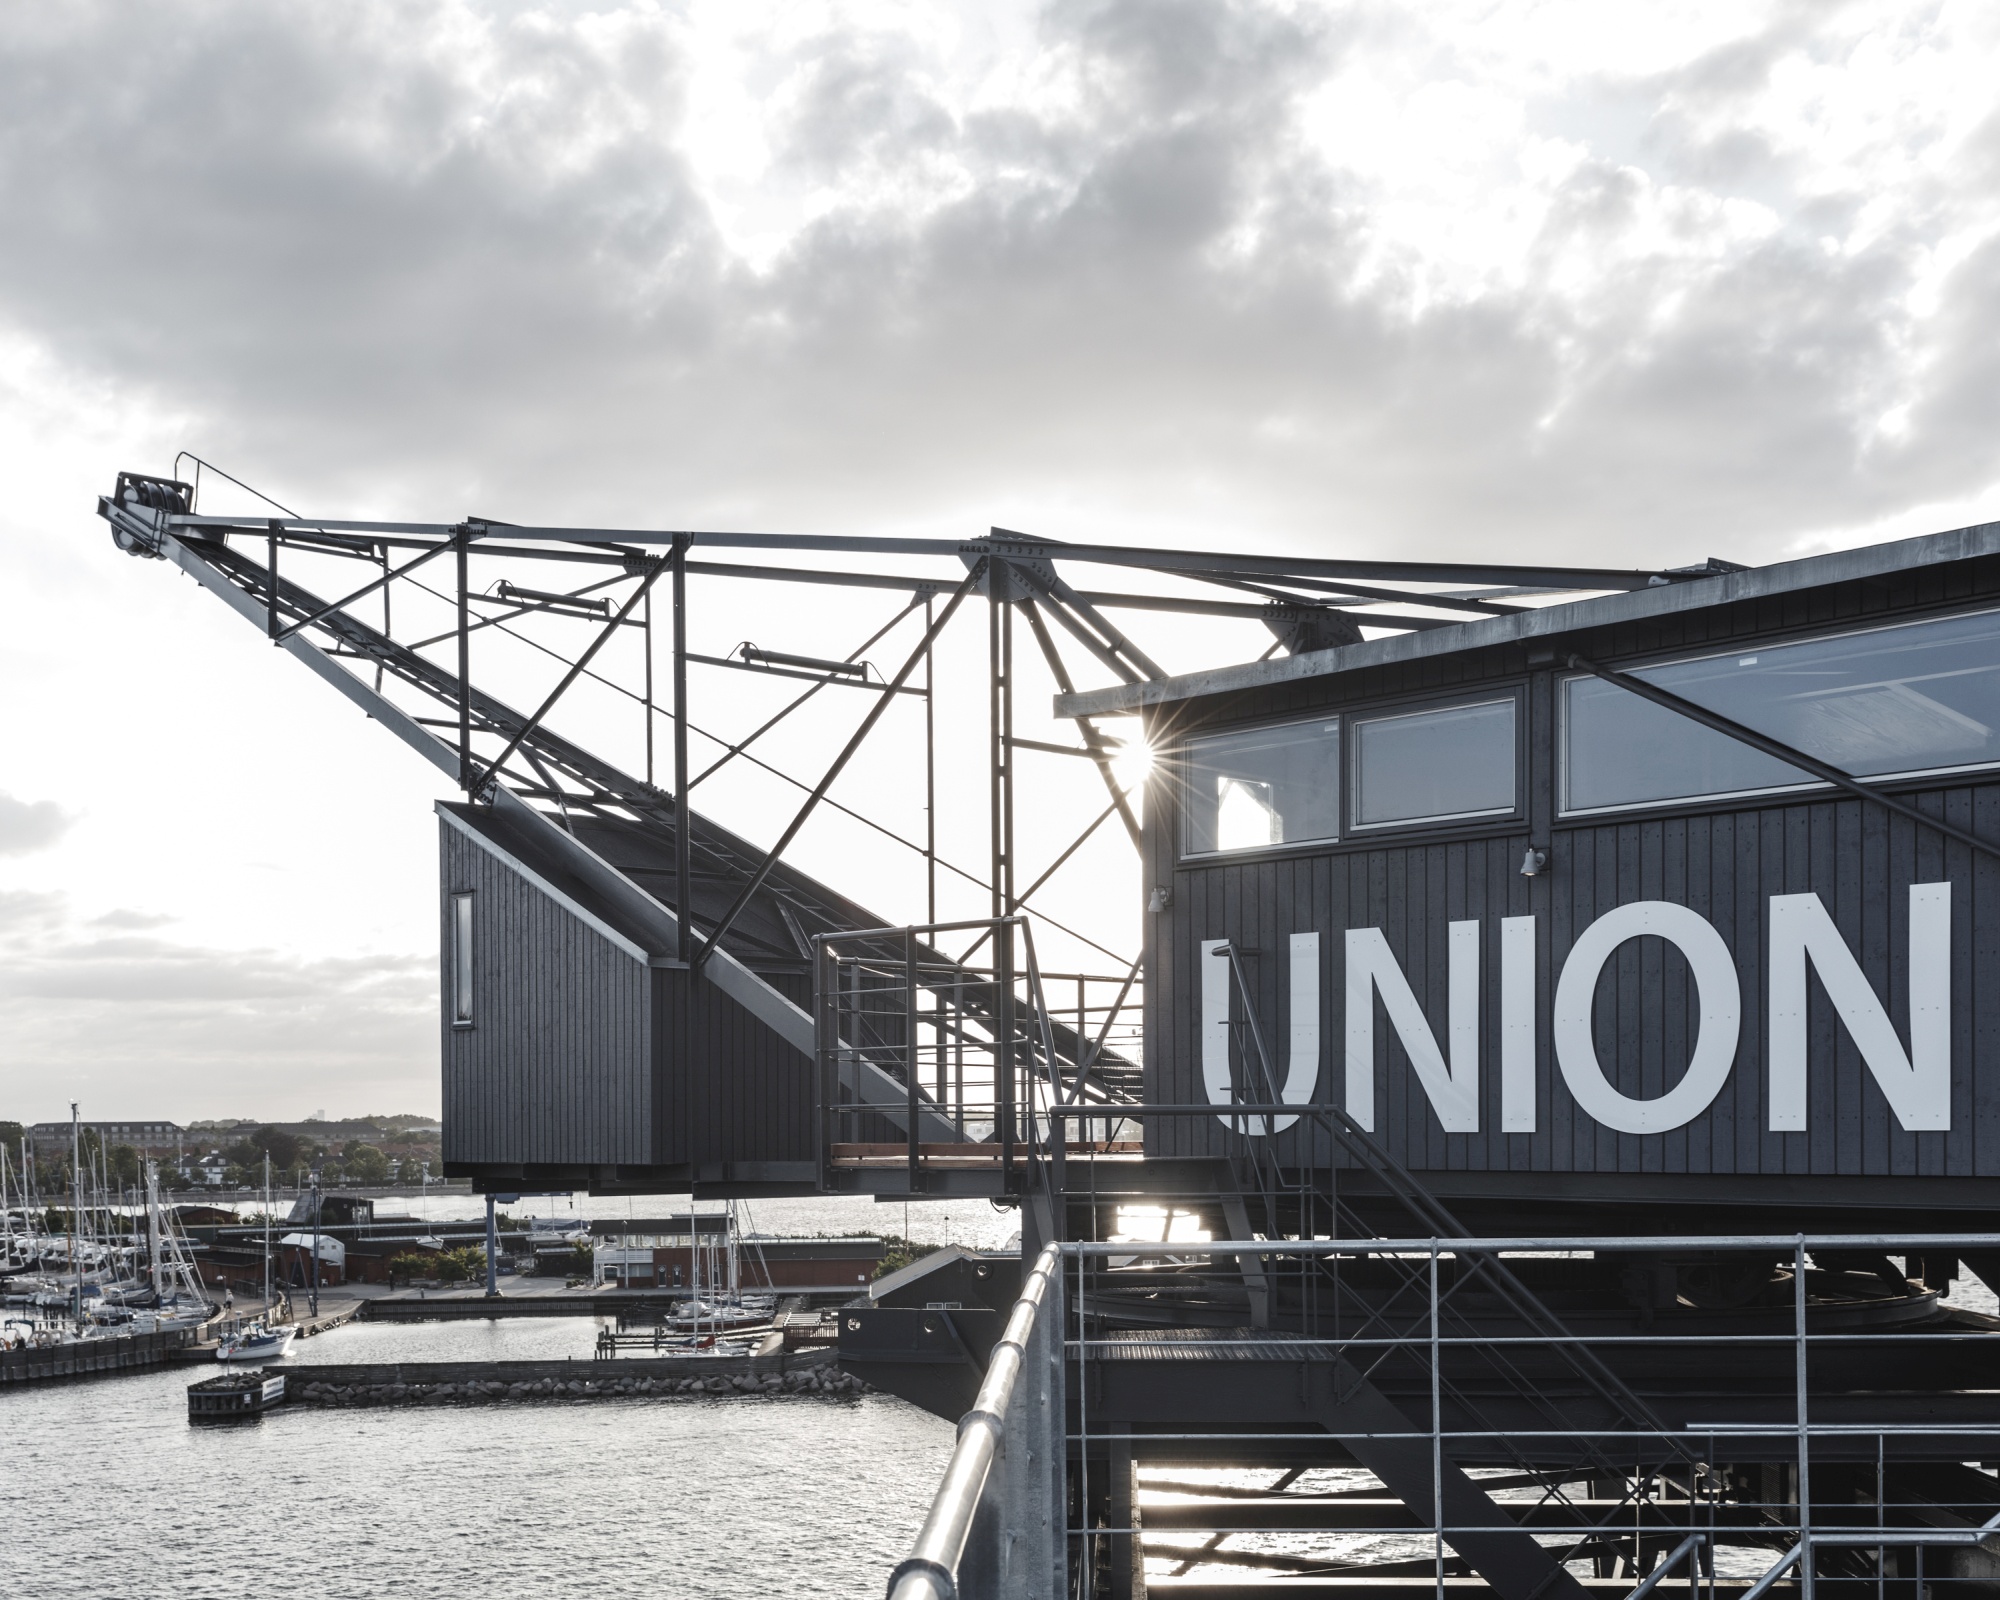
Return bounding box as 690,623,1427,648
440,822,652,1167
1153,792,2000,1177
1146,566,2000,1180
652,965,819,1165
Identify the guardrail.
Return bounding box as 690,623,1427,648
887,1242,1067,1600
886,1231,2000,1600
813,917,1140,1193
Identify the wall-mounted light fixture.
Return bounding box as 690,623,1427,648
1520,847,1549,878
1148,885,1173,912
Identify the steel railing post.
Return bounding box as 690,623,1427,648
812,940,831,1192
953,970,965,1141
906,929,921,1194
1076,1245,1090,1600
999,920,1017,1174
1431,1238,1444,1600
1046,1255,1069,1599
1795,1236,1813,1600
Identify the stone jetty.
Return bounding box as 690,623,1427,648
276,1350,870,1409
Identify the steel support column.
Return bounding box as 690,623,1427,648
673,536,691,964
455,531,470,789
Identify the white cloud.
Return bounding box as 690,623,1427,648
0,0,1994,551
7,0,2000,1117
0,887,433,1122
0,794,71,857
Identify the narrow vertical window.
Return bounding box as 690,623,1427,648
451,892,474,1028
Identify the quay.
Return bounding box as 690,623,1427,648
1,1322,203,1385
169,1296,363,1362
359,1286,860,1320
3,1297,367,1387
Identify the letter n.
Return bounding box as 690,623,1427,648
1345,924,1478,1133
1768,884,1950,1132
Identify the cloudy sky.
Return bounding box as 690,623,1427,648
4,0,1998,1125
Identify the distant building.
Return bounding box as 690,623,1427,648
588,1217,885,1290
282,1121,389,1143
26,1120,183,1159
284,1194,376,1227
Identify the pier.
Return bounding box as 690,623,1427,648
358,1286,859,1321
0,1322,203,1385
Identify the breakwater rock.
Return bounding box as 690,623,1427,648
282,1355,871,1408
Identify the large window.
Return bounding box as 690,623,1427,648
1562,608,2000,814
1352,698,1517,828
1181,718,1340,856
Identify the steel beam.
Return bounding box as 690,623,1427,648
164,512,1670,589
1017,599,1143,851
475,560,666,794
694,566,983,969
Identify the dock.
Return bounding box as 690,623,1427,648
358,1286,863,1320
170,1296,363,1362
1,1322,204,1385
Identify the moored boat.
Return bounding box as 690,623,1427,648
215,1322,296,1361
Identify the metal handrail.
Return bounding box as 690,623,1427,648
1060,1231,2000,1255
885,1230,2000,1598
1696,1505,2000,1600
887,1242,1062,1600
1737,1543,1803,1600
1621,1533,1706,1600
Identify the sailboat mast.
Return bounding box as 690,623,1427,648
263,1152,271,1315
69,1103,83,1329
147,1161,165,1299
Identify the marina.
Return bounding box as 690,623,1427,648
1,1310,949,1600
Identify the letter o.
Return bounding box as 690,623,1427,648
1552,901,1740,1135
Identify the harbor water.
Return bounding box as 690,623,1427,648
1,1194,1020,1599
2,1312,952,1599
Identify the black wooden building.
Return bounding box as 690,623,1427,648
1061,522,2000,1232
438,788,940,1194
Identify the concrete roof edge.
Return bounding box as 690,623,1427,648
1051,520,2000,719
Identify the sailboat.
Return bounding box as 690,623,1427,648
665,1202,775,1339
2,1139,211,1346
218,1154,294,1360
215,1322,296,1361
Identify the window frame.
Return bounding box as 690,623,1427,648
450,890,475,1030
1174,711,1344,862
1346,692,1524,833
1556,604,2000,820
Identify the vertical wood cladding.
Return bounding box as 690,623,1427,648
1148,568,2000,1181
438,809,828,1171
651,966,818,1167
440,823,652,1168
